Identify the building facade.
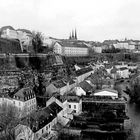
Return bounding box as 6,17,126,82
12,87,37,117
53,41,89,57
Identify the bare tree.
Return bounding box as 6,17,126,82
0,103,21,140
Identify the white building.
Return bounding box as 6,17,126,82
12,87,37,117
53,41,89,57
17,29,33,52
53,42,63,55
0,26,18,39
73,86,86,96
117,67,130,79
94,88,118,99
113,41,135,50
67,96,82,115
0,94,13,105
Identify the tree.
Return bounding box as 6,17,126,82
32,31,43,53
125,76,140,104
0,103,20,140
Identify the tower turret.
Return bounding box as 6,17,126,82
75,29,77,40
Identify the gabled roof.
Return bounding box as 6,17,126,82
76,67,93,77
30,102,62,132
79,80,93,92
13,87,35,101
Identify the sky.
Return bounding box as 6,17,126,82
0,0,140,41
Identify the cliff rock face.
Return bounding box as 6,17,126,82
0,53,64,71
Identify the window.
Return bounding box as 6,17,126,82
69,105,71,108
42,129,44,134
74,105,76,109
74,110,76,113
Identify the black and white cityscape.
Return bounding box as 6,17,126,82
0,0,140,140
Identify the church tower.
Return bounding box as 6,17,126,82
72,30,74,39
69,29,78,40
75,29,77,40
69,32,72,39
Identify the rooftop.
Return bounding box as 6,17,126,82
79,80,93,92
76,67,93,77
57,40,88,48
29,102,62,132
53,80,66,88
13,87,35,101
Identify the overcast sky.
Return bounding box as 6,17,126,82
0,0,140,41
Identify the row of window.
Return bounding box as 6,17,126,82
41,123,51,134
69,104,77,109
27,104,36,112
25,98,36,106
13,98,36,107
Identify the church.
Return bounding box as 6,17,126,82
69,29,77,40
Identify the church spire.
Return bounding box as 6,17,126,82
72,30,74,39
75,29,77,40
69,32,72,39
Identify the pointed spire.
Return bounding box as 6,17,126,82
72,30,74,39
75,29,77,40
69,32,71,39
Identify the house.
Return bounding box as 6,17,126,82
0,26,18,39
67,95,82,115
117,67,130,79
93,88,118,99
46,95,73,124
73,86,86,96
75,66,94,83
15,102,63,140
53,80,67,95
53,41,63,55
12,87,37,117
79,80,94,94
